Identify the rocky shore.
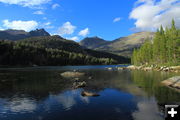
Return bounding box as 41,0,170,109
106,65,180,91
126,65,180,73
124,65,180,91
161,76,180,92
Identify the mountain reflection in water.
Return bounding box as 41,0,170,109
0,65,179,120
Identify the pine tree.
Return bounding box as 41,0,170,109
159,25,166,63
153,29,161,63
131,19,180,66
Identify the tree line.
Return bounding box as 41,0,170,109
0,35,130,66
131,20,180,66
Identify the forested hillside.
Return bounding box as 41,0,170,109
131,20,180,66
0,36,130,66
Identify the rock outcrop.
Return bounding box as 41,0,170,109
162,76,180,91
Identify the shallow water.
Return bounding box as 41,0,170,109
0,65,179,120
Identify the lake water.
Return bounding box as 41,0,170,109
0,65,179,120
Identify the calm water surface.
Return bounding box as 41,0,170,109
0,65,179,120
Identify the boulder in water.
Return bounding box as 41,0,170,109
81,91,100,97
60,71,85,78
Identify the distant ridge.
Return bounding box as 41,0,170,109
0,35,130,66
0,28,50,40
79,36,108,49
80,32,155,57
0,28,154,58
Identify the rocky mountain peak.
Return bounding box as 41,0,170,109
29,28,50,37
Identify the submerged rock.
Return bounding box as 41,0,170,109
60,71,85,78
81,91,100,97
162,76,180,90
73,81,86,89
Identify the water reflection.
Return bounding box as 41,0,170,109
80,95,90,104
132,98,163,120
131,70,180,103
0,66,179,120
2,98,36,113
55,90,77,111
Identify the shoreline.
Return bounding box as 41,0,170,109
126,65,180,91
126,65,180,73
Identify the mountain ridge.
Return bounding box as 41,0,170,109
80,31,155,57
79,36,109,49
0,28,50,40
0,28,155,58
0,35,130,66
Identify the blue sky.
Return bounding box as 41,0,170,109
0,0,179,41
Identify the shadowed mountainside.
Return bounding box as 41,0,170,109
79,36,109,49
0,35,130,66
80,32,155,57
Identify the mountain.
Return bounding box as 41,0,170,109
19,35,129,63
0,35,130,66
0,29,29,40
29,29,50,37
0,28,50,41
80,32,155,57
79,36,108,49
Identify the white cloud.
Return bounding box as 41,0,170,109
42,22,54,29
57,22,76,36
0,0,51,8
113,17,121,22
33,10,44,15
44,22,51,26
78,28,89,37
67,36,79,41
52,3,60,9
130,0,180,31
2,19,38,31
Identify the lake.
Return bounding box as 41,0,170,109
0,65,179,120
